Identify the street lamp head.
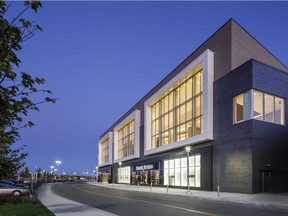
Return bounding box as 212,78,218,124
55,160,62,165
185,146,191,153
118,161,122,166
50,166,54,169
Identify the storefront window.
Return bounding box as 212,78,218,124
118,166,131,183
164,155,201,187
131,163,161,185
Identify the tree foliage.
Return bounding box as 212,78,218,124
19,166,30,178
0,0,55,179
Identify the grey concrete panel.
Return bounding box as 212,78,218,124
231,20,288,73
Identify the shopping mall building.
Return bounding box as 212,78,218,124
97,19,288,193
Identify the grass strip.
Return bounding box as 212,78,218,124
0,196,54,216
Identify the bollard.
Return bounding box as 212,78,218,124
137,182,139,190
217,185,220,197
166,184,169,193
150,182,152,192
127,183,129,189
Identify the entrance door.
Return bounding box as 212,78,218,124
102,173,110,183
260,170,272,192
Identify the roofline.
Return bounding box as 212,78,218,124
99,19,232,139
99,18,288,139
231,19,288,71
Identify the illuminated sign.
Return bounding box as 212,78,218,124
133,163,159,171
135,164,154,171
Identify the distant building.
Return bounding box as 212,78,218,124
97,19,288,193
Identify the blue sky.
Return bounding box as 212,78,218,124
7,1,288,176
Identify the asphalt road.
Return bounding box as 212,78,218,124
52,183,288,216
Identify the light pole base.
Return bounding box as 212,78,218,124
185,190,192,195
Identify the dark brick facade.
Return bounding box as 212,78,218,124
213,60,288,193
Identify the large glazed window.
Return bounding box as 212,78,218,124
101,139,109,164
151,70,203,149
114,110,140,163
234,89,285,125
144,49,214,156
118,120,134,159
98,131,113,166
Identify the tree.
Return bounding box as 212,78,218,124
20,167,30,179
0,0,55,179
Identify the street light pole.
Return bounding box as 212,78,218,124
185,146,191,195
96,166,98,183
118,162,122,184
55,160,62,176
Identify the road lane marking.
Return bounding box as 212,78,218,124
71,184,221,216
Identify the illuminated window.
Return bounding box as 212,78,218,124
275,96,285,125
118,166,131,183
151,70,203,149
101,139,109,164
164,155,201,187
234,90,285,125
234,91,251,123
253,90,263,120
118,120,135,159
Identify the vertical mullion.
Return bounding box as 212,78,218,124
273,96,276,124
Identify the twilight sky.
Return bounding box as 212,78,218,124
7,1,288,176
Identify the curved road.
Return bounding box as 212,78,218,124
52,183,288,216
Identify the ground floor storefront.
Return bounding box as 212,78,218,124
97,167,111,183
98,146,212,190
117,155,201,187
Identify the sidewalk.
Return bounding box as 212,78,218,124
37,183,117,216
88,182,288,210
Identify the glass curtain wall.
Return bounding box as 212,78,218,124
118,120,135,159
164,155,201,187
151,70,203,149
101,139,109,164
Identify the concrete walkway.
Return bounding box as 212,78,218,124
37,183,117,216
88,182,288,210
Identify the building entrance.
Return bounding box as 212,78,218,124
98,170,111,183
260,170,272,192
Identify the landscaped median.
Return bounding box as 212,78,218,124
0,196,54,216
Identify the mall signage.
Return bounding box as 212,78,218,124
133,163,159,171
